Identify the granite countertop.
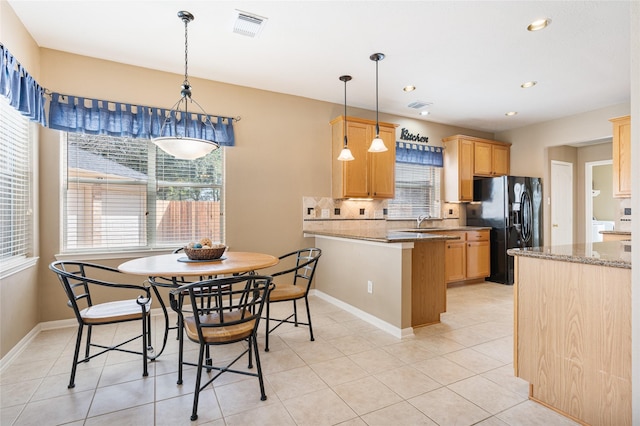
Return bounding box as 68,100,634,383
304,229,463,243
507,241,631,269
305,226,491,243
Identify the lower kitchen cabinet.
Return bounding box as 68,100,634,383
466,240,490,279
443,233,466,282
431,230,490,284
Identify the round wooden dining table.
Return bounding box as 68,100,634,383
118,251,279,277
118,251,279,358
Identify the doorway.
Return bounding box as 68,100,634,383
551,160,574,245
585,160,614,243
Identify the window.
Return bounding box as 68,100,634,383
388,162,441,219
0,95,35,274
63,133,224,253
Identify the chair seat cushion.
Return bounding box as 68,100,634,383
269,282,306,302
80,299,151,324
184,309,255,343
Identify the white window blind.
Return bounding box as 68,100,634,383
0,96,34,266
63,133,224,252
388,163,441,219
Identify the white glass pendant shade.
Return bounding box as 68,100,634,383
368,135,388,153
153,137,217,160
369,53,388,153
337,146,355,161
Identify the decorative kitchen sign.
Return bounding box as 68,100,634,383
400,128,428,144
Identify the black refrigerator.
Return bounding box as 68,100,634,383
466,176,543,285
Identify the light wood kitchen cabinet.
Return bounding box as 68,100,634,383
444,238,466,282
466,231,490,279
430,230,490,283
443,135,510,201
473,140,510,177
610,115,631,198
331,116,396,199
442,136,474,201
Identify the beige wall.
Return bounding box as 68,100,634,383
0,0,42,358
592,164,615,221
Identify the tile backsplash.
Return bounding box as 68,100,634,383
302,196,462,232
303,196,388,220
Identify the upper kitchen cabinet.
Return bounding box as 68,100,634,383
331,116,397,199
442,135,511,201
443,136,474,202
473,140,510,176
610,115,631,198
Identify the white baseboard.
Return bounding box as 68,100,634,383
310,289,414,339
0,308,167,374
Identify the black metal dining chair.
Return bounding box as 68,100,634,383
263,248,321,352
49,260,152,388
169,274,273,421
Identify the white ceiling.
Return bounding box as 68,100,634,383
7,0,632,133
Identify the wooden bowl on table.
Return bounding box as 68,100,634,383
183,244,226,260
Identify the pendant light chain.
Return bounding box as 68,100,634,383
375,58,379,136
183,17,189,88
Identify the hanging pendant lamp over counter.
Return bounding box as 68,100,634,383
337,75,355,161
152,11,220,160
368,53,388,153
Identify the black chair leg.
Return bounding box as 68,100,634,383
293,300,298,326
142,314,149,377
265,300,271,352
247,337,254,369
191,344,206,421
68,324,84,389
84,325,92,359
305,296,315,342
177,316,184,385
252,335,267,401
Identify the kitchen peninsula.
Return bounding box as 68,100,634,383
304,228,480,337
509,242,632,426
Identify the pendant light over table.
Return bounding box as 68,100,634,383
152,11,220,160
337,75,355,161
368,52,388,153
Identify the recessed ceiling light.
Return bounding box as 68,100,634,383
527,18,551,31
521,81,537,88
419,110,430,116
403,85,416,92
505,111,518,116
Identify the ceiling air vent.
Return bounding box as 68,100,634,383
233,10,267,38
407,100,433,109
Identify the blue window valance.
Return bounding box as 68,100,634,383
395,141,443,167
49,93,235,146
0,44,47,126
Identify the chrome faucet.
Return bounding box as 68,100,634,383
417,214,429,228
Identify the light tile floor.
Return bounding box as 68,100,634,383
0,282,580,425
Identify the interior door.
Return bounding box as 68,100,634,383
551,160,574,245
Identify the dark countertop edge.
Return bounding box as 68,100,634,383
303,230,459,244
507,248,631,269
599,230,631,235
397,226,491,232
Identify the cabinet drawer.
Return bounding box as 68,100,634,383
466,230,489,241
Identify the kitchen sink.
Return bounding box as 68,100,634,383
400,228,440,233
